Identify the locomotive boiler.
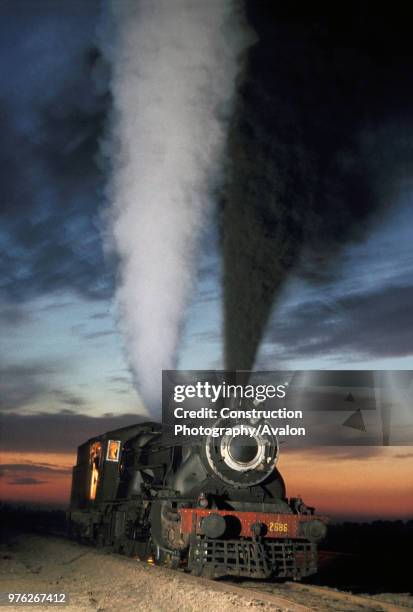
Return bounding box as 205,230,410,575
68,419,327,579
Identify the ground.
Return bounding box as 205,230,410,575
1,534,412,612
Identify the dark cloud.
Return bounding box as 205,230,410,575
89,312,110,320
0,411,145,453
0,461,72,487
37,301,78,312
265,283,413,361
69,324,117,340
0,464,71,476
107,374,134,395
51,390,85,408
0,0,114,305
0,361,88,412
0,359,92,412
394,452,413,459
108,375,131,385
192,331,220,344
282,446,391,461
83,330,116,340
23,460,71,468
196,288,219,305
7,478,48,486
0,304,32,327
0,362,58,411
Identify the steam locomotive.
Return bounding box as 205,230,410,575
68,419,327,579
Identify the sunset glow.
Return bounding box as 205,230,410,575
279,447,413,520
1,447,412,520
1,451,75,505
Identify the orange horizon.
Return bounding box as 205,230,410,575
278,447,413,520
1,451,75,506
1,448,412,520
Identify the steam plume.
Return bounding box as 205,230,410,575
100,1,252,412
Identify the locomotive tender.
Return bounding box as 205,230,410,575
68,419,327,579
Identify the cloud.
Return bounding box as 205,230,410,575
107,374,134,395
0,463,71,476
83,330,116,340
51,390,86,408
0,361,87,412
263,283,413,361
89,312,110,320
0,411,145,453
0,362,57,411
282,446,388,461
0,1,114,305
37,301,78,312
7,478,48,486
108,375,131,384
0,461,72,487
192,331,220,344
0,304,32,327
394,452,413,459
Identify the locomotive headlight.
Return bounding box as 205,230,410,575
204,419,278,487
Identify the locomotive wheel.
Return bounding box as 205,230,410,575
149,501,181,568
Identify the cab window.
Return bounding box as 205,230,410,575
106,439,121,462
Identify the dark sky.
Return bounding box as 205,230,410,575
0,0,111,304
222,1,413,370
0,1,412,511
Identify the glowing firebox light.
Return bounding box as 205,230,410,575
89,441,102,500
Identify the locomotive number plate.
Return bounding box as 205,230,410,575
268,522,288,533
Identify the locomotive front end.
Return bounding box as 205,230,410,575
169,419,328,579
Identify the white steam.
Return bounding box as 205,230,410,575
100,1,252,413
